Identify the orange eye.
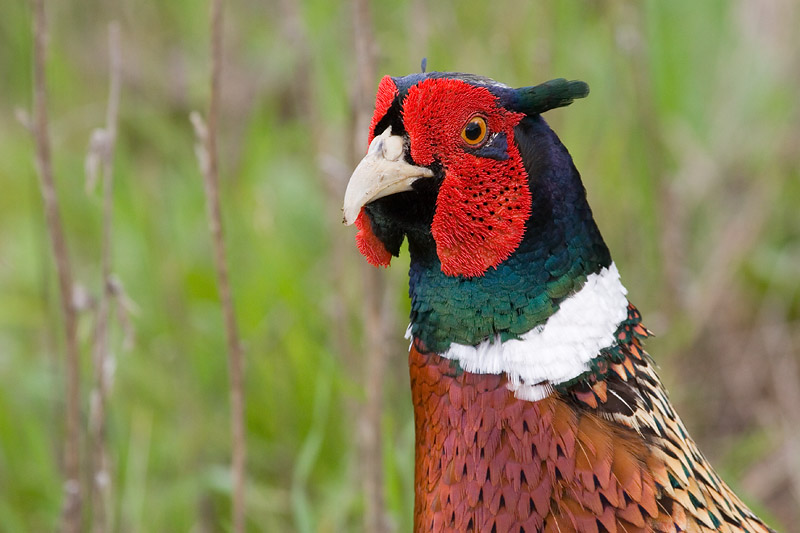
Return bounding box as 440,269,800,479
461,116,488,146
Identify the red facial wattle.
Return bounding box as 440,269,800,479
402,78,531,278
355,208,391,267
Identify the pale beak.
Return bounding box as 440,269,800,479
342,126,434,225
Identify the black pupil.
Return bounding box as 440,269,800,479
465,121,483,141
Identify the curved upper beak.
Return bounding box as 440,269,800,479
342,127,434,225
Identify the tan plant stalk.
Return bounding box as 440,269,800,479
87,22,122,533
28,0,82,530
191,0,246,530
350,0,392,530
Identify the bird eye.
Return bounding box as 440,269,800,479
461,116,488,146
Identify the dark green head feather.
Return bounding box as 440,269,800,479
505,78,590,116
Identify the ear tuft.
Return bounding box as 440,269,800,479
508,78,589,116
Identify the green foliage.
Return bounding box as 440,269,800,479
1,0,798,530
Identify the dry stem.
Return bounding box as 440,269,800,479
191,0,246,530
29,0,82,530
350,0,391,530
88,22,122,533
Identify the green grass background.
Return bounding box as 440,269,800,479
1,0,798,531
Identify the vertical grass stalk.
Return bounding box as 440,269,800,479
88,21,122,533
29,0,83,530
191,0,246,530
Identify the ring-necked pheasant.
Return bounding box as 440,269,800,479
342,72,773,533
